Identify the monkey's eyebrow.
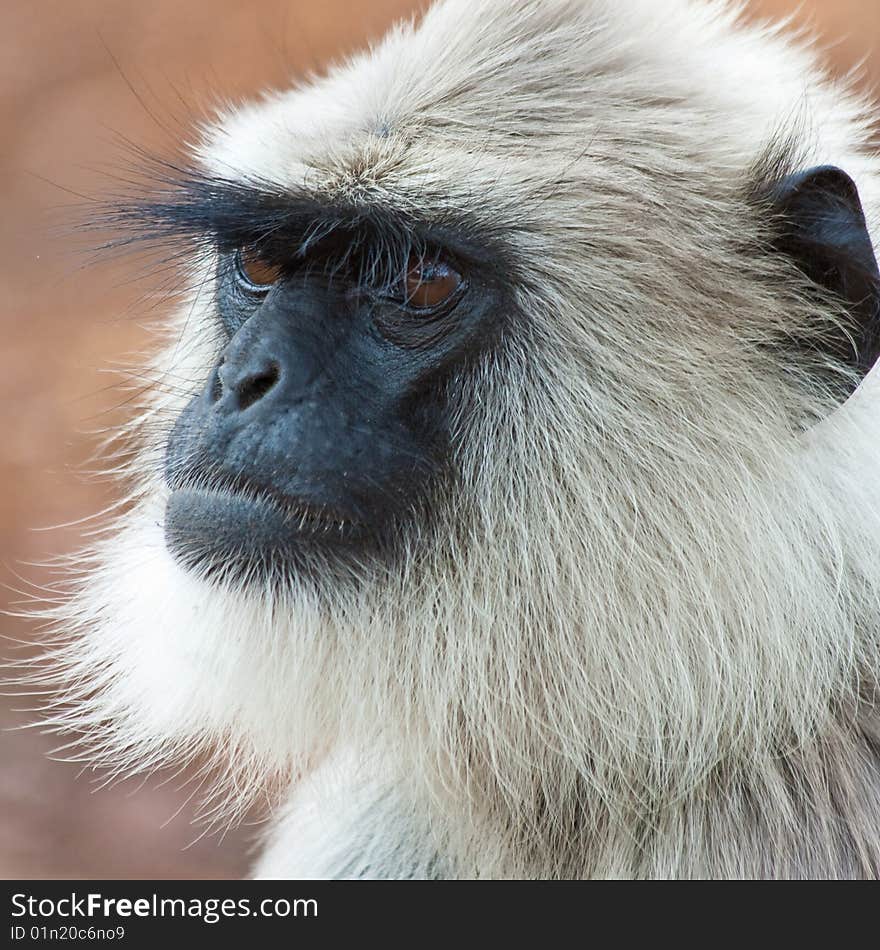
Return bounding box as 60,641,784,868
100,167,502,266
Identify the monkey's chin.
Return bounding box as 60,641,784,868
164,486,374,585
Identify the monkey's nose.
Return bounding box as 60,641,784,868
206,295,334,417
211,356,281,411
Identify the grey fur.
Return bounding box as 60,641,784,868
25,0,880,878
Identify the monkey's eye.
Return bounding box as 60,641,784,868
233,246,283,292
401,256,463,310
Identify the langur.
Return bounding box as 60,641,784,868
29,0,880,878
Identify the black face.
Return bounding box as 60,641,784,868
136,157,880,583
161,194,502,583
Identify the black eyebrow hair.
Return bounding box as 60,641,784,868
99,161,508,273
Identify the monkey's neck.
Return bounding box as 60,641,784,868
446,697,880,879
254,700,880,879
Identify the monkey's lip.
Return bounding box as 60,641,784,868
164,476,369,568
203,473,365,535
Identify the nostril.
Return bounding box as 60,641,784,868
236,361,281,411
209,358,225,404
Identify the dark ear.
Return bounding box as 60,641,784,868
765,165,880,388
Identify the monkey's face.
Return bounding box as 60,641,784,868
125,0,880,599
162,215,502,582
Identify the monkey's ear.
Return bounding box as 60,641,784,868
765,165,880,385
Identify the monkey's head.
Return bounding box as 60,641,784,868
41,0,880,855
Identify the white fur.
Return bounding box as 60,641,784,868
27,0,880,877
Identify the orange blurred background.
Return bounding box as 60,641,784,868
1,0,878,879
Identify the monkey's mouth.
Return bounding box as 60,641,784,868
214,473,365,535
163,474,371,579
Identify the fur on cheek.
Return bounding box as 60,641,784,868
27,495,345,810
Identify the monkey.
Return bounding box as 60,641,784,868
24,0,880,878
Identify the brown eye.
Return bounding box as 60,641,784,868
235,246,282,290
403,256,462,310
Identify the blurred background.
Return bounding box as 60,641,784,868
1,0,878,879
